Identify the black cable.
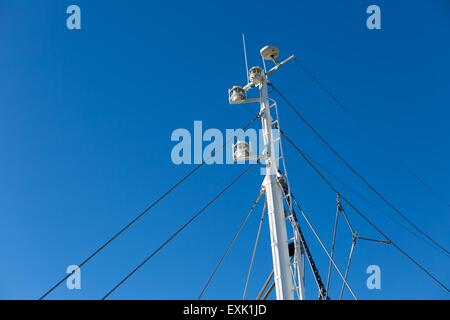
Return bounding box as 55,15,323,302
39,164,202,300
293,58,450,210
197,191,263,299
358,237,391,244
272,84,449,256
256,270,274,300
286,134,444,255
281,130,449,293
242,200,266,300
278,174,329,300
39,116,259,300
325,197,341,294
102,164,256,299
262,282,275,300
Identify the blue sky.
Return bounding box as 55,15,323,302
0,0,449,299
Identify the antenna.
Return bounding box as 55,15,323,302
242,34,249,83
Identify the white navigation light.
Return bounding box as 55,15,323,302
233,141,250,161
229,86,246,104
249,66,264,85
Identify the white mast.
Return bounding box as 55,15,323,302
229,45,301,300
259,74,294,300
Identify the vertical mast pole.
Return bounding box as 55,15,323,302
259,76,295,300
228,45,299,300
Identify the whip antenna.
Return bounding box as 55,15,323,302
242,34,249,83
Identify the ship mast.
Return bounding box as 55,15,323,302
229,45,302,300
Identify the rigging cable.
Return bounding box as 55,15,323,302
285,136,440,253
290,194,358,300
197,190,264,300
262,282,276,300
327,193,388,299
281,130,449,292
292,58,450,210
325,194,343,295
242,200,267,300
40,164,202,300
101,164,256,299
339,232,358,300
271,83,449,256
256,270,274,300
339,204,392,300
277,176,330,300
39,116,259,300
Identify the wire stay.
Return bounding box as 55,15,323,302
339,233,357,300
39,116,259,300
281,130,449,292
198,190,264,299
277,178,329,300
292,58,450,210
242,200,267,299
325,194,342,294
280,133,440,254
102,164,256,299
290,194,358,300
256,270,274,300
271,84,449,256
